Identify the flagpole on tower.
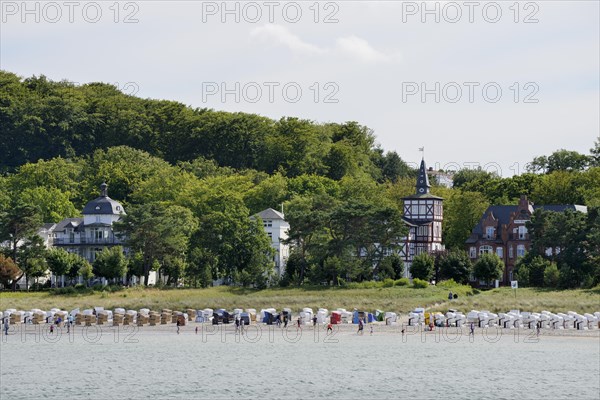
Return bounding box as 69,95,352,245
419,147,425,160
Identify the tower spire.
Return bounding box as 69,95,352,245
416,158,430,195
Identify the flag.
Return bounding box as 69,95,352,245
418,147,424,151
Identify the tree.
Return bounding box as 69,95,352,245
410,253,435,281
0,201,42,264
443,190,489,250
452,168,497,190
439,249,472,284
46,248,73,287
473,253,504,286
0,254,22,290
377,254,404,280
93,246,128,282
116,203,198,285
18,235,48,290
590,139,600,167
74,257,94,284
544,262,560,287
186,247,215,288
528,149,590,173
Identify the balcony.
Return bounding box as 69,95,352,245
51,237,122,245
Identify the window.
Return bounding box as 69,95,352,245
517,244,526,257
496,247,503,258
518,226,527,240
469,247,476,258
417,226,429,237
96,216,101,223
545,247,553,257
263,220,273,227
267,232,273,241
509,246,514,258
479,245,493,255
485,227,495,239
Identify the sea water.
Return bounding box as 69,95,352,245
1,324,599,400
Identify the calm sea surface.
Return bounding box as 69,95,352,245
1,324,599,400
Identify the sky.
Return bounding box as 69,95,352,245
1,0,599,175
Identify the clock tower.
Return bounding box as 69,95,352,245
401,158,444,272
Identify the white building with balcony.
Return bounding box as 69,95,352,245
48,182,127,262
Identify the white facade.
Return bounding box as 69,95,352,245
253,208,290,276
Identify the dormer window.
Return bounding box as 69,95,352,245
95,205,101,210
485,227,495,239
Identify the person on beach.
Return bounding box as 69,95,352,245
50,324,54,334
312,315,317,327
469,323,474,336
3,320,8,335
240,319,245,335
358,319,364,335
195,326,199,335
536,322,541,336
283,315,288,328
176,319,180,334
370,325,373,335
327,323,333,334
235,316,240,333
448,291,453,300
297,316,302,329
401,328,405,337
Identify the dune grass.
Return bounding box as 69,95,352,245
1,285,598,314
430,286,600,314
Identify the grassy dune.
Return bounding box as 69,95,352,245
1,285,598,314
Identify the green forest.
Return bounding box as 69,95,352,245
1,71,599,290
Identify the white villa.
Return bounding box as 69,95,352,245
252,208,290,277
45,182,127,263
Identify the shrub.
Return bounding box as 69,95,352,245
394,278,410,286
412,278,429,288
438,279,460,288
543,263,560,287
411,253,435,281
382,278,395,288
51,287,76,295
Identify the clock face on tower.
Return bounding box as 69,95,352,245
419,188,425,193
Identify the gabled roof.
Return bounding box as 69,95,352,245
253,208,285,220
54,218,84,232
469,204,588,237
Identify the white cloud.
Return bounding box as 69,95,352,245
250,25,401,64
250,25,325,55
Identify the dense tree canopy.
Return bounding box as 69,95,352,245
1,71,599,289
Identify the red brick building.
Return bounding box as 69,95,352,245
465,195,587,284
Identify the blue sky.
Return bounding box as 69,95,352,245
1,1,598,174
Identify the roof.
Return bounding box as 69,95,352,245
83,196,126,215
469,204,588,237
82,182,126,215
253,208,285,220
39,223,56,231
54,218,84,232
403,193,444,200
